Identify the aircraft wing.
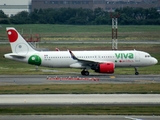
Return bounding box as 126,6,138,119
69,50,110,62
69,50,112,67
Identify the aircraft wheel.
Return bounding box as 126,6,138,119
81,70,89,76
81,70,85,75
135,72,139,75
134,67,139,75
84,71,89,76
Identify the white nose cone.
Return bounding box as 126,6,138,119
152,58,158,65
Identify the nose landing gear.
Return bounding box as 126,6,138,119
135,67,139,75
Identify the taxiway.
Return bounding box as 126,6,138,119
0,75,160,119
0,115,160,120
0,74,160,85
0,94,160,106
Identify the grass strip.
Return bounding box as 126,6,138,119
0,25,160,40
0,106,160,115
0,83,160,94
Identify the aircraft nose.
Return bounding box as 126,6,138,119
152,58,158,64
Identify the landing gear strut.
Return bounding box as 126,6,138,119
81,70,89,76
134,67,139,75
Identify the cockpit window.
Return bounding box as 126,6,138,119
145,55,150,57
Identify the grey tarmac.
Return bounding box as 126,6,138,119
0,75,160,120
0,74,160,85
0,115,160,120
0,94,160,105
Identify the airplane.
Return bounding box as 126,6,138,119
4,27,158,76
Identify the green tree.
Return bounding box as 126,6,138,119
116,7,160,25
5,7,160,25
10,11,31,24
0,10,9,24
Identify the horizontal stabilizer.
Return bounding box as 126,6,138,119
4,53,26,59
10,54,26,59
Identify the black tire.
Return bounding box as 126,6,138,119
81,71,85,75
84,71,89,76
81,71,89,76
135,72,139,75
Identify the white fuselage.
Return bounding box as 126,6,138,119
5,50,157,68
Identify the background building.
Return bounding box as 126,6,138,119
32,0,160,12
103,0,160,12
0,0,159,17
0,0,31,17
31,0,93,11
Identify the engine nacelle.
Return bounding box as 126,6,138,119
95,62,114,73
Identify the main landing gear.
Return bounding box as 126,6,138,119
81,70,89,76
134,67,139,75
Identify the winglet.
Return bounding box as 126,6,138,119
68,50,78,60
55,48,60,51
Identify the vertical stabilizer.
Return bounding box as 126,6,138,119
6,27,36,55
